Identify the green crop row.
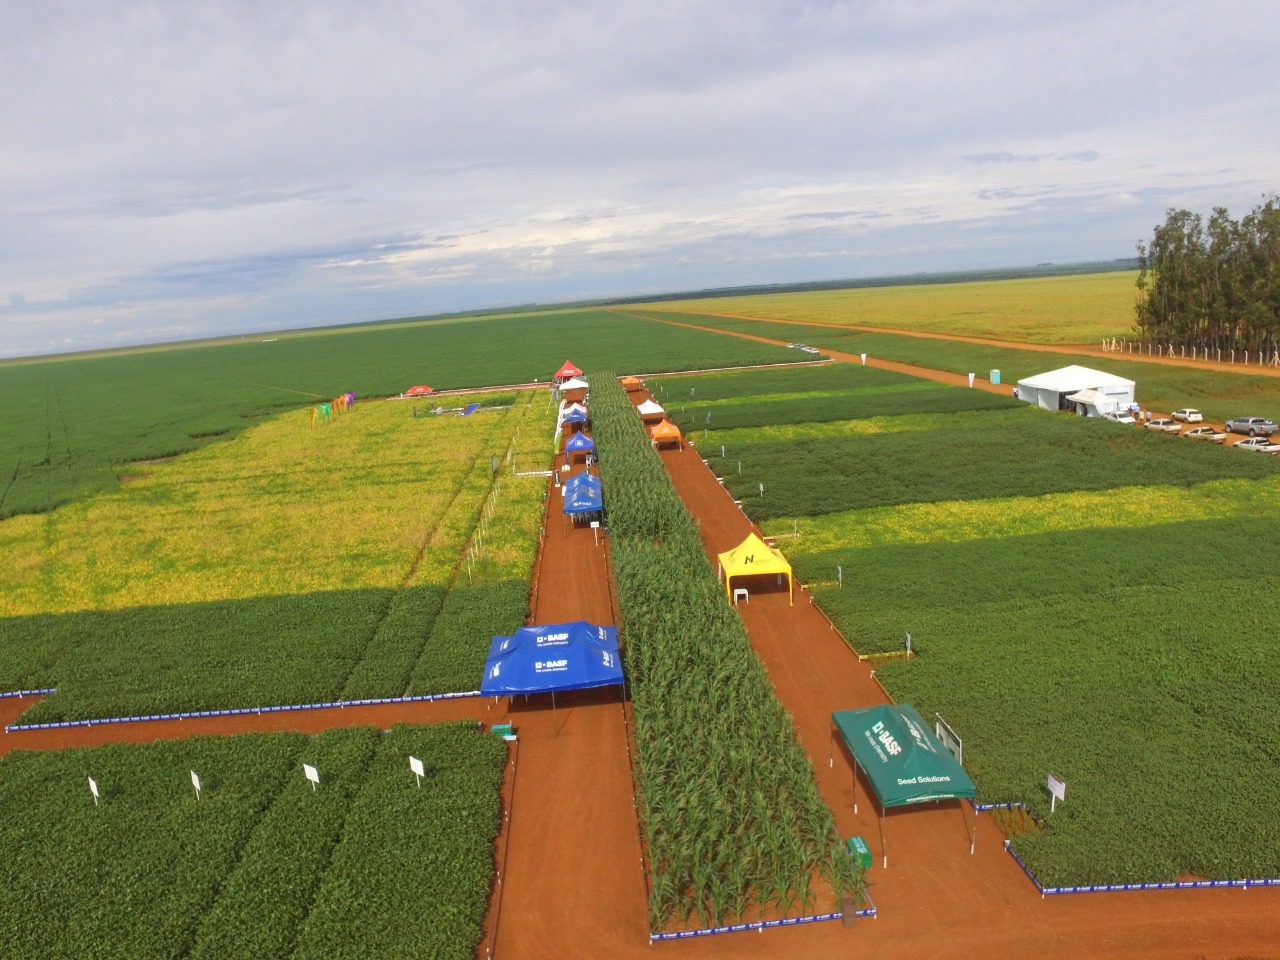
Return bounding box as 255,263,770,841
591,373,861,929
0,309,796,519
0,722,506,960
710,406,1279,522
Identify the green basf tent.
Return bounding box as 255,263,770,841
830,704,978,868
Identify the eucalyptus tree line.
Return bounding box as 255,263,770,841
1135,196,1280,353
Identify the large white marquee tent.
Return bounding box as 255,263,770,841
1015,365,1135,416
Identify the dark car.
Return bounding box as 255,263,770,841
1224,417,1279,437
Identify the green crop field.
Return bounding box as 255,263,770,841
0,390,548,721
687,362,1280,887
0,308,797,518
635,270,1141,344
0,722,506,960
632,310,1280,424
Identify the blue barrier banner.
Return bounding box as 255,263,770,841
4,689,487,733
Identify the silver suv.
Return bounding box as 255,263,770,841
1224,416,1279,437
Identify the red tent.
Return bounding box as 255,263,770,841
403,385,434,397
554,360,583,381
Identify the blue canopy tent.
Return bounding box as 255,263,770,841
562,472,603,525
565,431,595,464
560,407,589,431
481,620,623,713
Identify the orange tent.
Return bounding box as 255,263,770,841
403,385,433,397
554,360,583,381
621,376,643,392
649,419,683,449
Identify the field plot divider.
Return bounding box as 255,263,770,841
648,897,876,942
0,688,57,699
976,800,1280,897
3,691,482,732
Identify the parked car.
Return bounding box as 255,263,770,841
1234,436,1280,454
1183,426,1227,443
1145,418,1181,433
1224,416,1279,436
1171,408,1204,423
1103,410,1136,424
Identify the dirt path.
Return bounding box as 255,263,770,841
636,313,1013,396
638,389,1280,959
639,307,1280,378
490,451,652,958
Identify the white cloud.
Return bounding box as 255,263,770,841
1,0,1277,357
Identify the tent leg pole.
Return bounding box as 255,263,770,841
828,728,833,768
880,812,887,869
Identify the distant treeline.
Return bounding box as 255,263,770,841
1136,197,1280,351
605,259,1140,306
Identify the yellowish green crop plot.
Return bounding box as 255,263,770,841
639,270,1140,344
763,474,1280,561
0,391,549,721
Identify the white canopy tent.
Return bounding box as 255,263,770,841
560,376,590,391
635,398,665,418
1015,365,1135,416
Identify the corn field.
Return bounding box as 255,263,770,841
592,372,861,929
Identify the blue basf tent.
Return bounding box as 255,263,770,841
565,432,595,453
562,472,603,516
561,407,588,426
481,621,622,695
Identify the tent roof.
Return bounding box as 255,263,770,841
636,399,665,416
832,704,976,807
555,360,583,378
649,419,682,441
403,385,433,396
1017,365,1134,392
561,408,588,424
481,621,621,695
562,472,602,514
565,432,595,451
560,376,590,390
1064,387,1125,407
621,376,643,389
560,401,588,416
717,532,791,581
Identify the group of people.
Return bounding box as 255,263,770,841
309,391,357,427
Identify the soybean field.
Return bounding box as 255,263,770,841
0,722,506,960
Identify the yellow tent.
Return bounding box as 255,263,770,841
717,533,793,606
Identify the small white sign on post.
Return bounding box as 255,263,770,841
303,763,320,791
1047,772,1066,813
967,372,976,388
409,755,425,789
88,776,100,807
860,353,867,366
190,770,202,801
590,520,601,546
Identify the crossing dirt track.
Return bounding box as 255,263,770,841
2,383,1278,960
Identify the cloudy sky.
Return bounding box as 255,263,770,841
2,1,1277,358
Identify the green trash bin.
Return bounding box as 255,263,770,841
846,835,873,870
990,369,1001,385
490,722,514,739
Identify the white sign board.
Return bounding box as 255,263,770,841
303,763,320,790
409,755,424,788
190,770,202,799
1047,771,1066,812
88,776,100,806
